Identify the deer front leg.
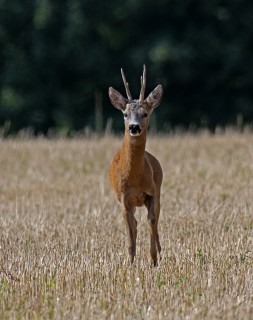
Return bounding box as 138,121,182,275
122,207,137,264
155,199,162,256
145,195,159,266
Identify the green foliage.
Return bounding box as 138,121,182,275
0,0,253,133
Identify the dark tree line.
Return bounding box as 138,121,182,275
0,0,253,134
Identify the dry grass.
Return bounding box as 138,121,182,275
0,131,252,319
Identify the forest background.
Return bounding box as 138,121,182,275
0,0,252,134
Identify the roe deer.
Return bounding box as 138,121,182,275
108,65,163,266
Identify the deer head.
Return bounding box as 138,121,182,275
109,65,163,137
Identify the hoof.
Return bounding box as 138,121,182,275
151,255,158,267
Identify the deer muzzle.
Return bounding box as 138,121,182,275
129,124,141,136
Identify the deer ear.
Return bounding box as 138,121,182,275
145,85,163,110
109,87,127,111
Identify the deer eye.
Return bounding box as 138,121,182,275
143,113,148,118
123,113,128,118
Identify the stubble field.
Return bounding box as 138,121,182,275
0,132,252,319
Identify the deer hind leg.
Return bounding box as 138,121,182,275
145,195,159,266
122,207,137,264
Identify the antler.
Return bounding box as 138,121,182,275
121,68,132,100
139,64,146,102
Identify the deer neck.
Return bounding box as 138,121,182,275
121,129,147,176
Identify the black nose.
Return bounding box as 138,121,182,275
129,124,141,134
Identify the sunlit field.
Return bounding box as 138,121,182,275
0,131,252,319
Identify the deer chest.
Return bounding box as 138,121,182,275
121,187,147,208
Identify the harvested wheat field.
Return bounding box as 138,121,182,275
0,131,252,319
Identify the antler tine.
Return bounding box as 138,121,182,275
121,68,132,100
139,64,146,102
